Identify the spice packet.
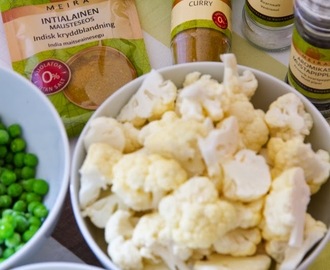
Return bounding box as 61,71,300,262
0,0,151,137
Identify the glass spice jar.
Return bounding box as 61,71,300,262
286,0,330,121
241,0,294,51
170,0,232,64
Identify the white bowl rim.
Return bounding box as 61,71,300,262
11,261,105,270
70,61,330,270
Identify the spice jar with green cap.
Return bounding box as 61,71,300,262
286,0,330,121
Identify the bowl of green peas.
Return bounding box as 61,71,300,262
0,66,70,269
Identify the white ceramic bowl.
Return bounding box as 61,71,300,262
0,66,70,269
70,62,330,270
11,262,105,270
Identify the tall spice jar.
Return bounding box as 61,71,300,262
286,0,330,121
171,0,232,64
241,0,294,51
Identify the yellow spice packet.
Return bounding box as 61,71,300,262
0,0,151,137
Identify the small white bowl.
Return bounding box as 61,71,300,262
0,66,70,269
70,62,330,270
11,262,105,270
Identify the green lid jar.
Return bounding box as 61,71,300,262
287,0,330,119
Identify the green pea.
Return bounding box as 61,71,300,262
5,233,21,248
20,166,36,179
23,153,38,167
13,152,25,168
28,216,41,228
1,209,15,218
0,130,9,145
33,179,49,196
7,124,21,138
2,247,15,258
0,220,14,240
0,170,16,186
0,195,12,208
10,138,26,153
2,248,15,259
2,215,16,229
21,179,35,192
27,201,40,214
33,204,48,219
29,225,39,233
19,192,27,201
13,200,27,213
26,193,41,203
22,228,37,242
14,215,29,234
7,183,23,198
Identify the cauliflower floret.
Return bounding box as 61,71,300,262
105,209,135,243
175,72,229,122
82,193,128,228
262,167,310,247
267,137,330,193
83,116,141,153
133,213,192,270
198,116,241,178
221,53,258,99
214,227,262,256
105,210,142,270
121,122,143,152
222,149,271,202
111,151,188,211
139,111,212,176
159,177,238,249
117,69,177,127
79,143,122,208
226,97,269,152
265,93,313,141
232,199,264,229
182,71,203,86
193,254,271,270
265,213,327,270
133,213,167,262
108,236,143,270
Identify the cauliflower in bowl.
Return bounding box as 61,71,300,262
78,54,330,270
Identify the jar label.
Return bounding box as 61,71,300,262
287,28,330,99
171,0,232,40
246,0,294,27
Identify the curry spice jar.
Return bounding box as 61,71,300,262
171,0,232,64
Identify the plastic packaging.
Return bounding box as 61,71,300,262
0,0,151,137
171,0,232,64
286,0,330,120
241,0,294,51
